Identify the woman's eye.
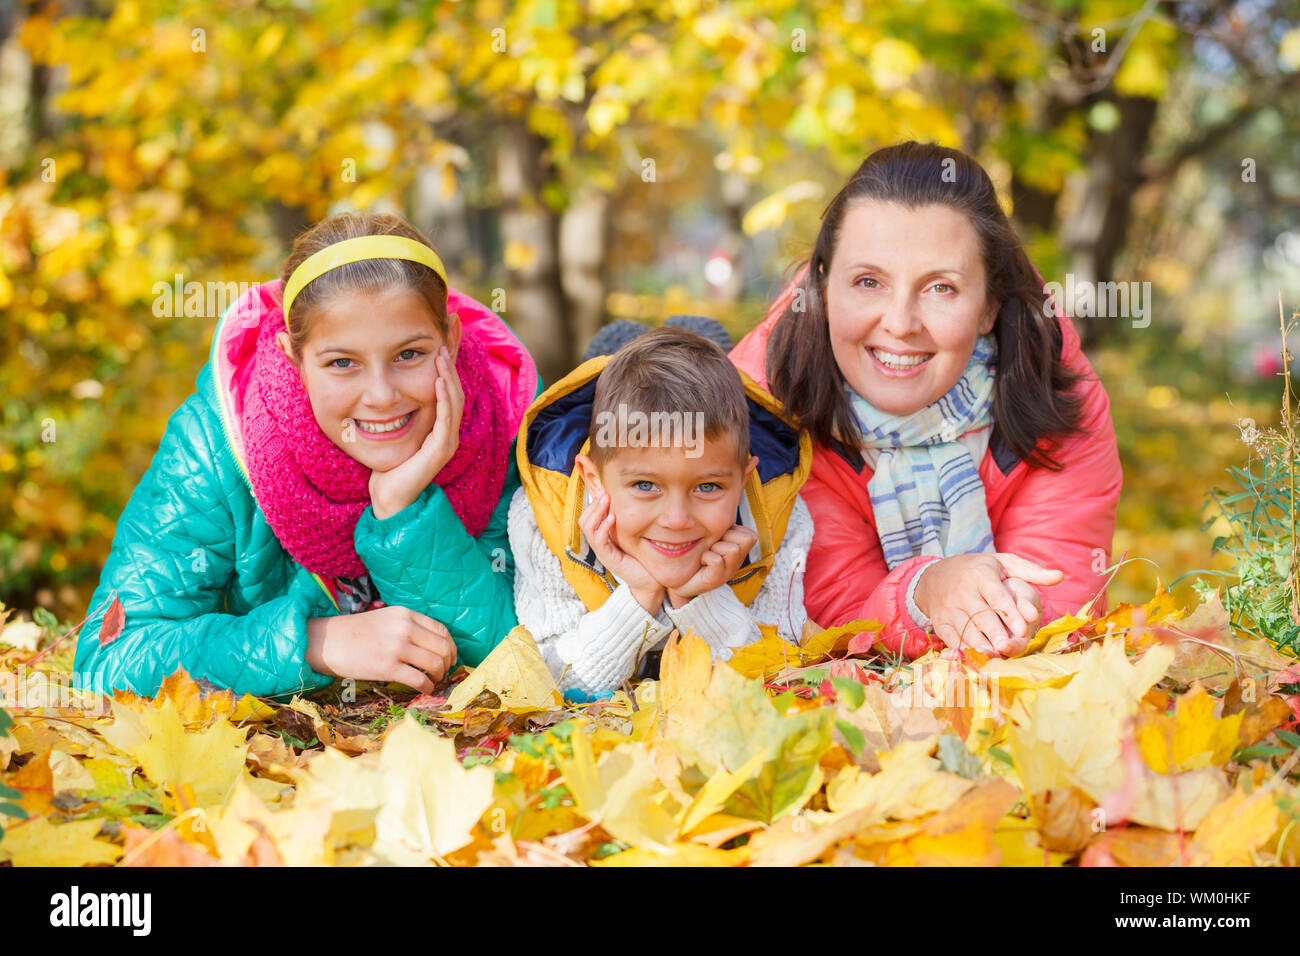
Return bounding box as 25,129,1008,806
931,283,954,294
856,277,879,289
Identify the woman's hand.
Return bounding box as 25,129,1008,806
579,490,664,614
914,552,1062,658
304,605,456,694
667,526,758,608
369,346,464,520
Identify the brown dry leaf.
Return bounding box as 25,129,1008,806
245,732,304,782
1033,786,1098,854
1165,594,1294,693
831,683,945,772
1086,826,1184,867
1236,696,1295,748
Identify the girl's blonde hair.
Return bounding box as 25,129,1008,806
278,212,448,359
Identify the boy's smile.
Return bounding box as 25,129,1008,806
577,439,759,591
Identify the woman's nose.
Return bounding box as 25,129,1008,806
879,292,922,339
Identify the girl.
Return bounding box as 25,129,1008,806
730,142,1121,660
73,212,538,698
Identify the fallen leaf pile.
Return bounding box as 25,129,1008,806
3,588,1300,867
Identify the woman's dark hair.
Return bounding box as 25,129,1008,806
766,141,1084,470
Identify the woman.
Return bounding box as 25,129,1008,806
730,142,1121,660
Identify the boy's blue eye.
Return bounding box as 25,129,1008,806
697,482,721,493
633,480,656,492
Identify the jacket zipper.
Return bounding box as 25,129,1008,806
207,306,341,614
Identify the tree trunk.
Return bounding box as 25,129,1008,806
559,185,609,363
1060,95,1159,347
497,121,568,387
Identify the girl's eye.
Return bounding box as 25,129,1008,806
330,358,354,369
398,348,423,361
633,480,657,493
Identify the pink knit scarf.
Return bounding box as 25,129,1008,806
241,295,509,577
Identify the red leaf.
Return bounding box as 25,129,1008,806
99,597,125,647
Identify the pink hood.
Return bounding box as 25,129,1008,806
208,280,537,478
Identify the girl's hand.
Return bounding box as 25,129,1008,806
579,490,664,614
369,346,464,521
667,525,758,608
305,605,456,694
914,552,1062,658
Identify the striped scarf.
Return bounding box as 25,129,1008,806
848,334,998,570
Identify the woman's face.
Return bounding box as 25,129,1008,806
823,200,998,417
277,285,459,472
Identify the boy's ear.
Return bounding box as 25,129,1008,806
743,454,759,483
574,452,605,497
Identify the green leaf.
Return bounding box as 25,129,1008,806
0,781,21,799
835,719,866,758
936,733,983,780
1276,729,1300,749
829,677,866,710
0,802,28,819
32,606,58,632
987,746,1015,767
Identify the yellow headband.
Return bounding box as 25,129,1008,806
281,234,448,325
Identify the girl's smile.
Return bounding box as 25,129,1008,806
277,285,460,472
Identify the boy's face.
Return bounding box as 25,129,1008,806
577,436,759,591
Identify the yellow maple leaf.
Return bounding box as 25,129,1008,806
1007,638,1229,830
445,626,559,712
1186,787,1281,865
99,695,247,807
1135,686,1243,773
0,816,122,866
292,715,494,864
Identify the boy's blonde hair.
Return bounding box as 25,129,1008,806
588,326,750,468
278,212,448,359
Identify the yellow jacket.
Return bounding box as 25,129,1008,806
516,354,812,612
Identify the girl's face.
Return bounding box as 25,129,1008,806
824,200,998,417
277,285,459,472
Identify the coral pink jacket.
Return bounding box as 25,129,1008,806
730,278,1122,659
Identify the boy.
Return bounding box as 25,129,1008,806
508,327,813,698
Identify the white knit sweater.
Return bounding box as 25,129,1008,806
508,487,813,697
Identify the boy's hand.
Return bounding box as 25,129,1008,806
667,525,758,608
579,490,664,614
369,346,464,520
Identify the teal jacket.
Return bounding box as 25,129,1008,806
73,283,540,699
